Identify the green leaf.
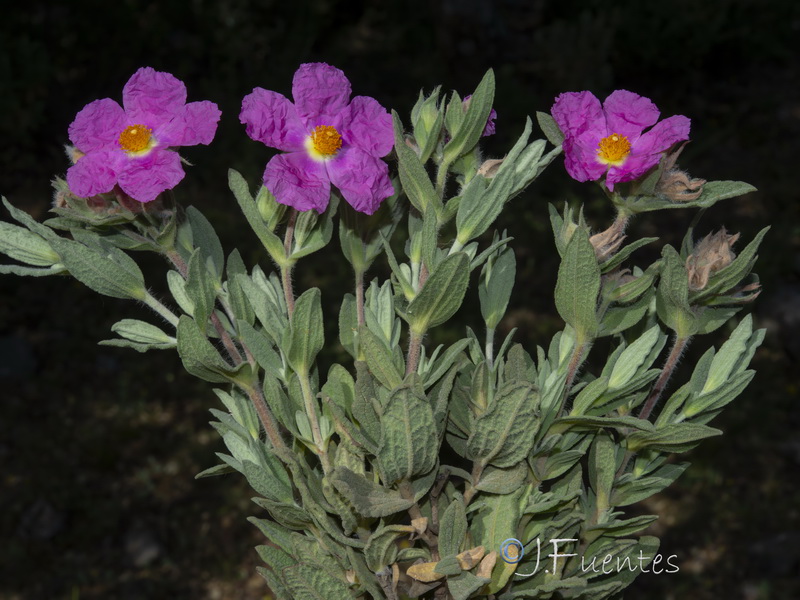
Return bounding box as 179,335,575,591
439,498,467,557
330,467,415,518
176,315,237,383
282,563,356,600
377,387,438,484
467,381,539,468
627,423,721,453
553,415,655,434
99,318,176,352
536,111,565,147
185,248,217,327
656,245,697,337
359,325,403,390
406,251,470,333
238,321,282,373
475,461,528,493
284,288,323,376
443,69,495,164
186,206,224,276
448,571,490,600
392,110,442,218
50,236,146,300
364,524,410,571
554,227,600,340
479,245,516,329
472,487,525,593
588,432,616,510
228,169,286,263
599,237,658,274
0,221,60,267
607,325,664,390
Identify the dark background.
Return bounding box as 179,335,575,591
1,1,799,598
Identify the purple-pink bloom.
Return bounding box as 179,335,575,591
66,67,221,203
239,62,394,215
551,90,690,191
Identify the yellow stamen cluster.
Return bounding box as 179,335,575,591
597,133,631,165
310,125,342,157
119,124,153,153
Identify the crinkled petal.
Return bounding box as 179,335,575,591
551,91,604,138
264,152,331,212
240,88,306,151
117,149,185,203
561,136,608,183
605,156,661,190
123,67,187,126
632,115,691,157
66,150,124,197
292,63,352,126
68,98,127,152
177,100,222,146
155,100,222,147
339,96,393,158
326,147,394,215
602,90,659,142
606,115,691,190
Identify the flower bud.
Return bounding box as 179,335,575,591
656,142,706,202
589,217,628,262
411,89,443,153
686,229,740,290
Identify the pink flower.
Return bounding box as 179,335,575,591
551,90,690,191
66,68,221,203
240,63,394,215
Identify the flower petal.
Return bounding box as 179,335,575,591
66,150,123,197
483,108,497,137
292,63,352,127
551,91,604,138
602,90,659,142
326,147,394,215
123,67,187,126
68,98,127,152
176,100,222,146
339,96,393,158
240,88,306,151
264,152,331,212
561,135,608,183
607,115,691,190
632,115,691,156
117,149,185,203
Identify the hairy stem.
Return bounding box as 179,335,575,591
243,382,287,454
639,335,691,422
463,462,485,506
406,330,424,376
142,292,179,327
211,311,244,364
355,268,365,327
558,339,590,417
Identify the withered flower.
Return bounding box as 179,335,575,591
686,228,739,290
656,142,706,202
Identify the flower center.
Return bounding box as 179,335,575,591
597,133,631,165
310,125,342,157
119,124,153,153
